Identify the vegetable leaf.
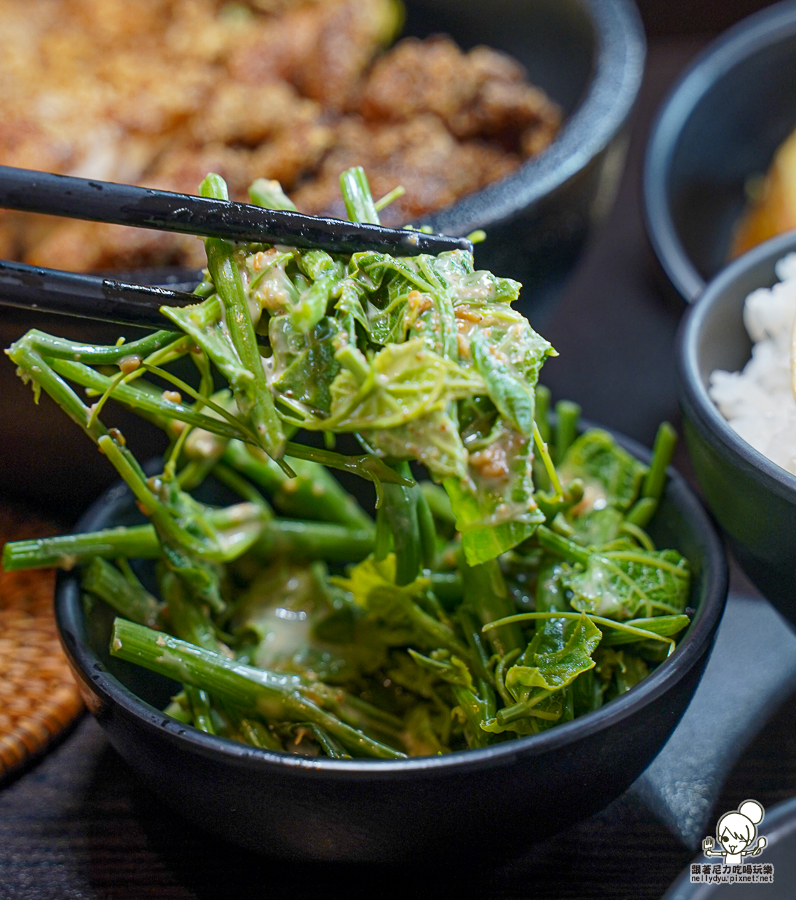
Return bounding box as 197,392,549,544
445,424,545,565
323,339,483,431
507,614,602,698
559,430,647,513
269,315,340,414
563,548,691,620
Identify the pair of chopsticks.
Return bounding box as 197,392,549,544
0,165,472,331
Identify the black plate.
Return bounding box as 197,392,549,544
665,794,796,899
54,429,728,863
676,229,796,625
645,0,796,302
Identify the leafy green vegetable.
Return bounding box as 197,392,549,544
559,429,648,513
508,614,602,696
269,315,340,414
563,548,690,620
3,166,694,759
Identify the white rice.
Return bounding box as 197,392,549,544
709,252,796,475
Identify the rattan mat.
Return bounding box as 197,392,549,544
0,507,83,781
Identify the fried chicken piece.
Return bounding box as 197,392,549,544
292,114,520,224
358,36,561,154
230,0,401,108
0,120,81,174
24,219,207,272
194,80,326,149
24,114,334,272
97,53,216,135
154,110,332,195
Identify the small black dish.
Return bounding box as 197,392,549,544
54,430,727,864
677,229,796,625
644,0,796,302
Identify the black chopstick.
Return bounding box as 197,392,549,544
0,165,472,256
0,260,194,330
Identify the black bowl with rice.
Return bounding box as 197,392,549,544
677,229,796,625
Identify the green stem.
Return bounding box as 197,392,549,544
419,482,455,524
482,611,681,647
110,619,405,759
11,329,182,365
223,440,372,532
428,571,462,605
554,400,581,465
252,519,375,562
373,185,405,213
49,358,252,443
81,558,161,628
290,723,352,759
534,385,552,443
497,689,553,725
200,174,285,459
642,422,678,503
3,515,374,571
536,524,591,566
533,423,563,497
459,557,524,657
185,685,216,734
159,569,221,652
381,462,421,586
625,497,658,529
339,166,380,225
284,442,410,499
248,178,298,212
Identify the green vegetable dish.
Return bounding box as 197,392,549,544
2,168,691,760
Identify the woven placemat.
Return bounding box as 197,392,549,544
0,507,83,781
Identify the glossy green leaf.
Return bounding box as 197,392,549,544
269,315,340,414
559,429,648,513
507,613,601,699
563,548,691,620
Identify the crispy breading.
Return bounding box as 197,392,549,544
229,0,401,108
358,36,561,151
292,115,519,225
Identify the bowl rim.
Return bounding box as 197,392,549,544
55,427,728,781
424,0,646,235
676,228,796,503
644,0,796,303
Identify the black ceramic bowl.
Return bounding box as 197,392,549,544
677,229,796,625
644,0,796,302
54,430,727,864
413,0,645,288
0,0,645,514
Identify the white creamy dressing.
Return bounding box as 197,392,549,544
572,561,623,616
253,607,312,669
571,480,609,517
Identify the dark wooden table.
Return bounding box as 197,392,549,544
2,40,796,900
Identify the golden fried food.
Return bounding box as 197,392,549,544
358,36,561,148
733,127,796,258
293,115,520,225
0,0,561,271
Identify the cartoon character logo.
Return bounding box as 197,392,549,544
702,800,768,865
